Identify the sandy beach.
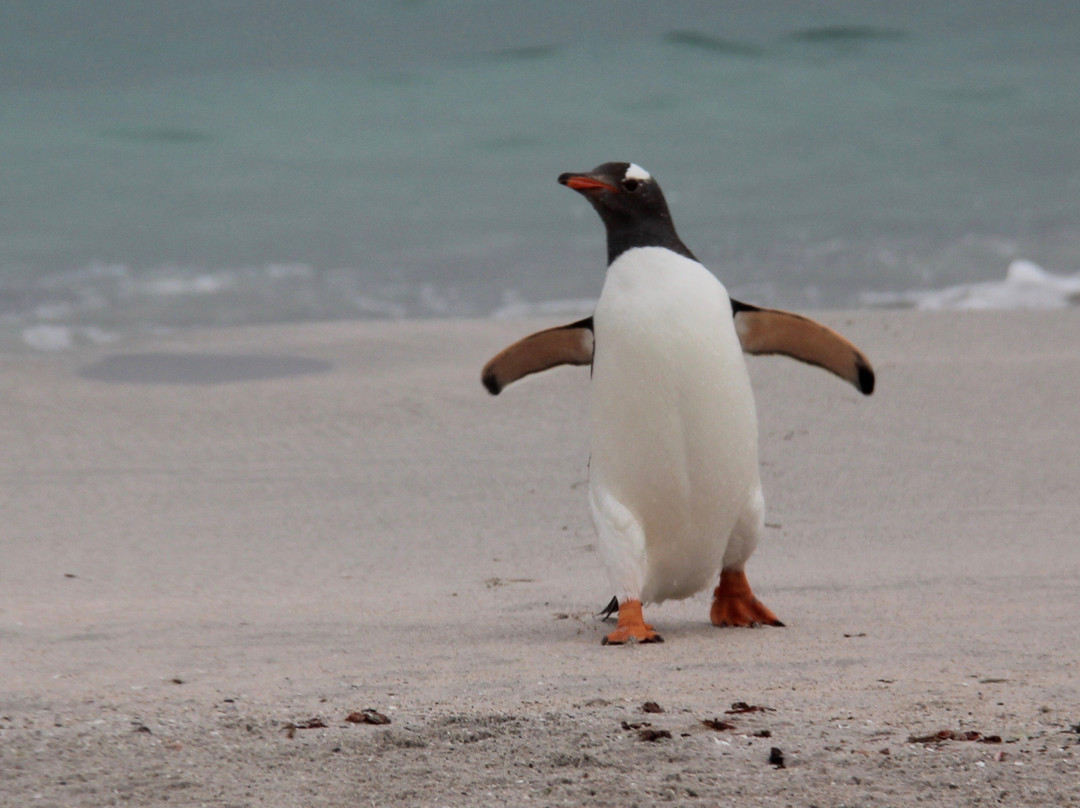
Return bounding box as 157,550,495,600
2,309,1078,806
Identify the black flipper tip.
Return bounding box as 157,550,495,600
481,371,501,395
856,362,875,396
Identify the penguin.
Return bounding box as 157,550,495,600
482,162,874,644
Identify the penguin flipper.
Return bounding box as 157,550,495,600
730,300,875,395
481,317,594,395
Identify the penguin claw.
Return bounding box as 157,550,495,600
714,618,784,629
602,630,664,646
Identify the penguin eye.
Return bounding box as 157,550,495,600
621,178,640,192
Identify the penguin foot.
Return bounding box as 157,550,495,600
710,568,784,628
602,599,664,645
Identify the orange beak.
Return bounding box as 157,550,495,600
561,175,617,193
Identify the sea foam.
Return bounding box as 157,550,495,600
862,260,1080,311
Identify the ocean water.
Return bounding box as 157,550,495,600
3,1,1080,349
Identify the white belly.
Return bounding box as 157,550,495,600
589,247,760,604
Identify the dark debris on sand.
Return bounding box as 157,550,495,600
726,701,773,715
907,729,1002,744
346,709,392,726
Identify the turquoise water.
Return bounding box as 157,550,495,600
3,2,1079,346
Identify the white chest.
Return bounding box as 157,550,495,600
591,247,755,441
588,247,760,600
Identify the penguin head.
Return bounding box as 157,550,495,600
558,162,695,264
558,162,667,220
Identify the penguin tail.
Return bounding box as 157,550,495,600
598,595,619,621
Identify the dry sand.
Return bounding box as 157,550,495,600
1,310,1078,807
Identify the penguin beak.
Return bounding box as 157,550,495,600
558,173,617,193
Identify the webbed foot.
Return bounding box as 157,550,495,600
710,568,784,628
602,599,664,645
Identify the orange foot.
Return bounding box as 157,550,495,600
710,568,784,628
603,599,664,645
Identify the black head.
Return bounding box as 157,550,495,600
558,162,696,265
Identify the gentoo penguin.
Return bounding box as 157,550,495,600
483,162,873,644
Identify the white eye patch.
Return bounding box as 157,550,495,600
624,163,651,182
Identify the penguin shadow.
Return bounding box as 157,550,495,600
659,616,787,644
484,600,617,646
